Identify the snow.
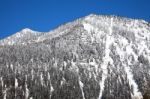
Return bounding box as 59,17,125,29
98,17,114,99
25,83,29,99
120,37,129,46
40,73,44,86
47,72,54,92
83,23,94,33
47,72,54,98
89,58,99,74
123,65,142,99
15,78,18,88
79,79,85,99
126,44,138,62
0,14,149,99
31,69,34,80
115,45,125,61
7,41,15,45
48,72,50,80
22,28,33,33
35,36,45,42
3,89,7,99
63,61,67,69
51,85,54,92
61,77,66,86
1,77,3,88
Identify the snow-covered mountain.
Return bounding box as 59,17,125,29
0,14,150,99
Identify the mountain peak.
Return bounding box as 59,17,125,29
21,28,34,33
87,13,97,17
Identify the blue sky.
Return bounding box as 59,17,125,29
0,0,150,39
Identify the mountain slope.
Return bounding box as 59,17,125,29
0,14,150,99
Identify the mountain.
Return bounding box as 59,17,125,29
0,14,150,99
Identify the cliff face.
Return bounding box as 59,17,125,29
0,14,150,99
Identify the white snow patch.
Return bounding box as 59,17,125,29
10,64,13,71
7,41,15,45
83,23,94,33
47,72,54,98
47,72,54,92
98,18,114,99
40,73,44,86
79,80,85,99
3,88,7,99
15,78,18,88
51,85,54,92
124,65,142,99
121,37,129,46
61,77,66,86
25,83,29,99
35,37,45,42
22,28,33,33
99,64,107,99
31,69,34,80
47,72,50,80
1,77,3,88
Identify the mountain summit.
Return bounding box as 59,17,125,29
0,14,150,99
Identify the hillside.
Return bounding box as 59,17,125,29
0,14,150,99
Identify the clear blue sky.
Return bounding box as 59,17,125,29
0,0,150,39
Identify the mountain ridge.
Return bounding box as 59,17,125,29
0,14,149,44
0,14,150,99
